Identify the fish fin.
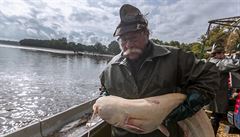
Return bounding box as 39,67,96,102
123,116,145,133
124,124,145,133
124,116,146,125
158,124,170,137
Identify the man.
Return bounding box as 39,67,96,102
208,43,240,134
100,4,219,137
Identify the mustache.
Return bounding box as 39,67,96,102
123,48,143,57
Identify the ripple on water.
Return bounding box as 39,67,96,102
0,115,8,124
0,109,11,117
17,91,28,97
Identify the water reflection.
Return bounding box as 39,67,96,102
0,46,110,135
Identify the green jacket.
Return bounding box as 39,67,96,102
100,41,219,137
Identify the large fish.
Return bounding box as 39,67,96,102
92,93,214,137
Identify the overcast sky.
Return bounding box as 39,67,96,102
0,0,239,45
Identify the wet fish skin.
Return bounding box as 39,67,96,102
177,109,214,137
93,93,215,137
93,93,184,134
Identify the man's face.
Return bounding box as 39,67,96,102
118,30,148,60
214,52,225,59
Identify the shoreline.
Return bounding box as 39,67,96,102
0,44,114,58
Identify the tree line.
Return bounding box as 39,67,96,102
19,38,121,55
19,24,239,58
19,38,194,56
0,40,20,46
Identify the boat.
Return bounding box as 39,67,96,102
2,98,111,137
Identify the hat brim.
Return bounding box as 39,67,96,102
113,23,146,36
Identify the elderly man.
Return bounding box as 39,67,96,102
100,4,219,137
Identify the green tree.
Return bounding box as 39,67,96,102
189,42,203,58
94,42,107,54
169,40,180,47
200,25,233,53
151,38,164,45
108,41,121,55
68,42,78,53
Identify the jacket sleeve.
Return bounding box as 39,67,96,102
164,50,220,124
99,70,109,96
177,50,220,100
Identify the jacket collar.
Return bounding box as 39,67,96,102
147,40,171,60
112,40,171,65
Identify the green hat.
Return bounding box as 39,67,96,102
113,4,148,36
211,43,225,54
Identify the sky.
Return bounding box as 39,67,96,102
0,0,239,45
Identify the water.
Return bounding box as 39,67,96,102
0,45,109,135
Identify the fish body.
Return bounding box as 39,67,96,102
93,93,214,137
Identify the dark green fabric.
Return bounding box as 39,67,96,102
100,40,220,137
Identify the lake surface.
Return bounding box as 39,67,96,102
0,44,109,135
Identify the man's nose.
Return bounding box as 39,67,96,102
125,41,134,48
